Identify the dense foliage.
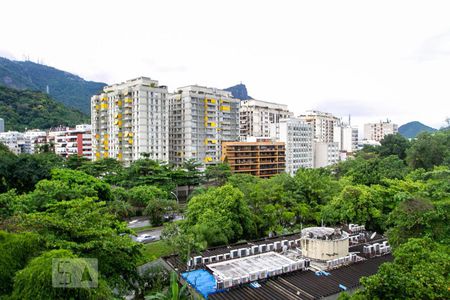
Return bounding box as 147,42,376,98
0,85,88,131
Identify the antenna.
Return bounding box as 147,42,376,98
321,219,324,227
370,232,376,240
46,85,50,94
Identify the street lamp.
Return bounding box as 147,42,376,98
170,191,179,205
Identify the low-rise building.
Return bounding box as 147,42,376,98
221,139,286,178
48,125,92,159
0,131,26,154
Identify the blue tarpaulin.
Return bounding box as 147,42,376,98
181,269,217,299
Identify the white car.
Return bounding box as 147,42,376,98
136,235,156,243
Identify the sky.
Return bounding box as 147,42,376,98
1,0,450,129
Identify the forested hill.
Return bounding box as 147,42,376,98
0,86,88,131
0,57,106,114
398,121,436,138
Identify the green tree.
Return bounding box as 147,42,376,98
16,198,143,295
321,185,384,231
354,238,450,300
144,198,177,226
11,249,112,300
186,184,255,246
204,163,231,185
406,130,450,170
386,198,449,247
0,231,44,296
379,133,410,160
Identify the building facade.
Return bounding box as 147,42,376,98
334,124,358,153
270,118,313,175
313,141,339,168
48,125,92,159
240,99,293,140
221,139,286,178
91,77,169,164
169,85,240,165
364,120,398,142
298,110,340,143
0,131,27,154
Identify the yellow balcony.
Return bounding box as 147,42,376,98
100,103,109,109
95,152,100,158
220,105,231,112
128,139,133,145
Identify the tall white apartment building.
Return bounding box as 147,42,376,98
270,118,314,175
313,142,340,168
364,120,398,142
240,99,293,140
298,110,340,143
169,85,240,165
334,124,358,153
48,125,92,159
91,77,169,164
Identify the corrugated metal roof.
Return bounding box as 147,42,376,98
209,255,392,300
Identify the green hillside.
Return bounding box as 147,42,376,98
0,57,106,114
399,121,436,138
0,86,88,131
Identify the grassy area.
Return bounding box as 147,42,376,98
141,241,175,262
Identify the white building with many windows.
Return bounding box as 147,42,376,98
298,110,340,143
240,99,293,141
271,117,314,175
48,125,92,159
313,142,340,168
169,85,240,165
91,77,169,164
334,124,359,153
364,120,398,142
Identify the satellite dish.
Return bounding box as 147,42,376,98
370,232,377,240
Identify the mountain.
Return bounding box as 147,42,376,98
0,86,88,131
0,57,106,114
224,83,253,100
398,121,436,138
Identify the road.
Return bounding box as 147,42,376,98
127,215,183,243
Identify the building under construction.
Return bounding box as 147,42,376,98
163,224,392,299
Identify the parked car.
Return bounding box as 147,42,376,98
136,234,156,243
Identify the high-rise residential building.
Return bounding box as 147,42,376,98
313,142,340,168
221,139,286,178
334,124,359,153
298,110,340,143
169,85,240,165
91,77,169,164
270,117,314,175
240,99,293,140
48,125,92,159
364,120,398,142
0,118,4,133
